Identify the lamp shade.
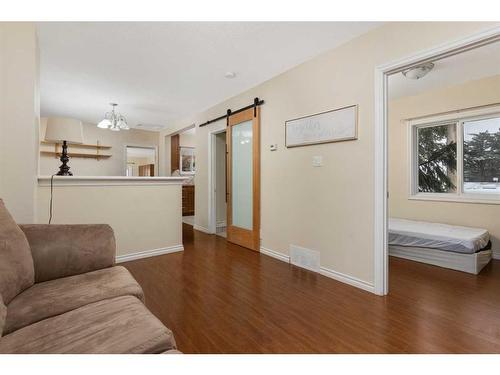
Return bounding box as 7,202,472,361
45,117,84,144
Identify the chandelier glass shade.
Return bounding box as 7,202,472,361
97,103,129,131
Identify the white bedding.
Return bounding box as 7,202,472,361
388,218,490,254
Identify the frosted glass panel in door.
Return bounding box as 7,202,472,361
231,120,253,230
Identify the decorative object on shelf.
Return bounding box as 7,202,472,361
97,103,129,131
285,105,358,148
44,117,84,175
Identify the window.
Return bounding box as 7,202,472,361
409,106,500,203
417,124,457,193
463,117,500,194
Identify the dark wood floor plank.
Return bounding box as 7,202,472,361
123,224,500,353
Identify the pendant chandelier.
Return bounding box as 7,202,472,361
97,103,129,131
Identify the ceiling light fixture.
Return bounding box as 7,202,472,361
402,62,435,80
224,71,236,79
97,103,129,131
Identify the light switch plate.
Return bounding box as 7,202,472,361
312,156,323,167
270,144,278,151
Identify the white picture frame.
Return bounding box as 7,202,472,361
180,146,195,175
285,104,358,148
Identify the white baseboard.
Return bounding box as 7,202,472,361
260,246,290,263
216,221,227,234
193,224,212,234
319,266,375,293
260,246,375,294
116,245,184,263
493,249,500,260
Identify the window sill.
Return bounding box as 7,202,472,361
408,193,500,205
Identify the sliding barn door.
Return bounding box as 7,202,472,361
226,107,260,251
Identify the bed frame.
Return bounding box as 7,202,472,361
389,245,492,274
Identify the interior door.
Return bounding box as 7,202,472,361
226,107,260,251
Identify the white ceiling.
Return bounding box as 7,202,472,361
389,41,500,100
37,22,381,131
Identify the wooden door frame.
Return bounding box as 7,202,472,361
226,107,260,251
170,134,180,174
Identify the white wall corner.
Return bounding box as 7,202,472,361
319,267,375,293
260,246,375,294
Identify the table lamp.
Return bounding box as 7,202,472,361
45,117,84,176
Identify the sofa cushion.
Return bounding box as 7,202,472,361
20,224,116,283
4,266,144,334
0,199,35,304
0,295,175,354
0,294,6,337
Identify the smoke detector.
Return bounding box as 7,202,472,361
402,62,434,80
224,71,236,79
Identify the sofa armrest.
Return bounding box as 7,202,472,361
19,224,116,283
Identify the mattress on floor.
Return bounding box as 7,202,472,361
389,218,490,254
389,245,492,274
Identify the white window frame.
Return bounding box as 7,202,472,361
408,103,500,205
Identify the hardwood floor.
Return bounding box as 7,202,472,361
123,224,500,353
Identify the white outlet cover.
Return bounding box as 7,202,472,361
312,156,323,167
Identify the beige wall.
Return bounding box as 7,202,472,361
128,156,155,165
40,119,159,176
0,23,39,223
37,182,183,257
389,74,500,251
158,22,499,286
180,131,196,148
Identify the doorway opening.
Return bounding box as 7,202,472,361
208,118,228,235
375,27,500,295
166,125,197,227
208,107,261,251
125,145,157,176
214,131,227,237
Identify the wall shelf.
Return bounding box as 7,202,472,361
41,141,112,149
40,141,112,160
40,151,112,159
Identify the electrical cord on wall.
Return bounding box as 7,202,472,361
48,174,56,224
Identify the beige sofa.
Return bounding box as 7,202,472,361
0,199,178,354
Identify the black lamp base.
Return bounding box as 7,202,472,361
56,140,73,176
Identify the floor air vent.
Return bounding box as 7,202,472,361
290,245,320,272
